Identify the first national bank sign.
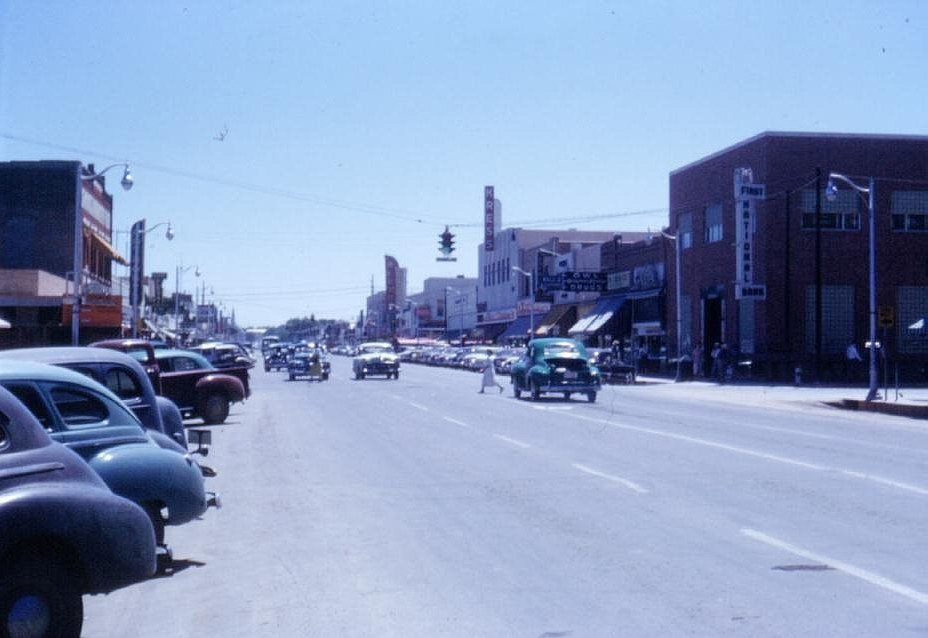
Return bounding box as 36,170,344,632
734,168,766,300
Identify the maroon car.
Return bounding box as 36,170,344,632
90,338,163,392
154,349,250,424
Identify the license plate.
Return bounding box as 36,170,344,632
564,371,578,380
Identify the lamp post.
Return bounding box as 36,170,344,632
660,229,683,382
174,264,200,341
129,220,173,337
72,162,134,345
512,266,535,340
826,172,878,401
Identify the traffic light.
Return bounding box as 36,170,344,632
437,225,457,261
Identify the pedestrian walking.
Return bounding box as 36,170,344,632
845,342,862,380
710,342,722,380
479,349,504,394
692,341,703,377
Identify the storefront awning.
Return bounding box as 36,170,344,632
568,296,625,335
497,315,534,342
85,228,128,266
535,304,573,336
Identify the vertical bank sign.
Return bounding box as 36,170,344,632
385,255,399,307
733,168,766,299
484,186,495,251
129,219,145,308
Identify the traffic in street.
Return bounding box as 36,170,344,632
82,353,928,637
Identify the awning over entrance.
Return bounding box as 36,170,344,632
476,321,509,342
568,295,625,336
535,304,573,337
498,315,534,342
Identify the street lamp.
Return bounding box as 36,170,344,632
128,220,174,337
826,172,878,401
174,264,200,339
72,162,134,345
660,229,683,382
512,266,535,339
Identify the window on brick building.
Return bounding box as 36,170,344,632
805,285,854,354
704,204,722,243
891,191,928,233
800,189,860,231
678,212,693,249
897,286,928,354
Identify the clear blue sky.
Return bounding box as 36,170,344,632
2,1,925,326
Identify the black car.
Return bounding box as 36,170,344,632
287,350,330,381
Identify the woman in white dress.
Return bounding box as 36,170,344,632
479,349,504,394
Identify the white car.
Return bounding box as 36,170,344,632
352,342,400,380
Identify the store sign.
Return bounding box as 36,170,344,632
129,220,145,307
481,309,516,323
516,301,550,316
607,270,631,291
540,272,606,292
734,168,764,294
736,284,767,300
484,186,495,251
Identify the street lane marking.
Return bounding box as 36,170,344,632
493,434,531,449
741,528,928,607
408,401,428,411
573,463,648,494
442,416,471,428
564,412,928,496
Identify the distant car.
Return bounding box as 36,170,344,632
154,349,249,424
0,346,189,451
587,348,636,385
0,361,217,549
288,349,330,381
0,384,157,638
189,342,255,370
352,342,400,379
510,338,602,402
263,345,289,372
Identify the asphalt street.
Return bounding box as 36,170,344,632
83,357,928,637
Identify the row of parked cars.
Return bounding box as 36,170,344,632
0,338,253,637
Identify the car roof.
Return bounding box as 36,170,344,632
0,359,117,388
0,346,149,370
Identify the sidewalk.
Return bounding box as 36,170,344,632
632,375,928,420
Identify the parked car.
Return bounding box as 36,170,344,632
0,346,190,451
0,384,157,638
352,342,400,379
288,349,330,381
90,338,163,392
154,349,249,424
510,338,602,402
0,361,218,551
587,348,636,385
189,341,256,369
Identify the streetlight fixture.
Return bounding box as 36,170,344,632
128,220,174,337
72,162,135,345
512,266,535,339
174,264,200,339
826,172,878,401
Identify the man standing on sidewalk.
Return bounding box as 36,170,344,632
710,343,722,381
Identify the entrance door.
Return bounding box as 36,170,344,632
703,297,723,353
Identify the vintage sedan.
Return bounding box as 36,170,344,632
90,338,163,391
510,338,602,402
0,361,218,550
352,342,400,379
154,349,249,424
288,349,330,381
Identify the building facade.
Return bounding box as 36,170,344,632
668,132,928,381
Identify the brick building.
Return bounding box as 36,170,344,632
668,132,928,381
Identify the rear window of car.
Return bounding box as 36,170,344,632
105,367,143,401
48,385,138,430
124,347,150,363
542,343,582,357
1,383,53,430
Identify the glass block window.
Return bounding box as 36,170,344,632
896,286,928,354
891,191,928,233
705,204,722,243
678,213,693,249
799,189,860,231
805,285,854,354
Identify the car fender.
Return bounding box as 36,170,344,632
0,484,156,592
195,373,245,403
85,443,208,526
155,395,187,448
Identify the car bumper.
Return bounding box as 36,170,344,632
538,382,601,392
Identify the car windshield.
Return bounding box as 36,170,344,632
542,343,584,358
360,345,392,354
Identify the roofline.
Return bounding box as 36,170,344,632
670,131,928,176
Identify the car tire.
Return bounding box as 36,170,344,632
393,370,399,380
512,380,521,399
200,393,229,425
264,366,270,372
0,554,83,638
563,392,571,400
322,373,329,381
355,371,364,380
587,391,597,403
288,373,295,381
142,501,166,545
531,381,541,401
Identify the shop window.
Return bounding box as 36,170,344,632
891,191,928,233
897,286,928,354
704,204,722,243
800,189,860,231
678,213,693,249
804,285,854,354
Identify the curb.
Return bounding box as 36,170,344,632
829,399,928,419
